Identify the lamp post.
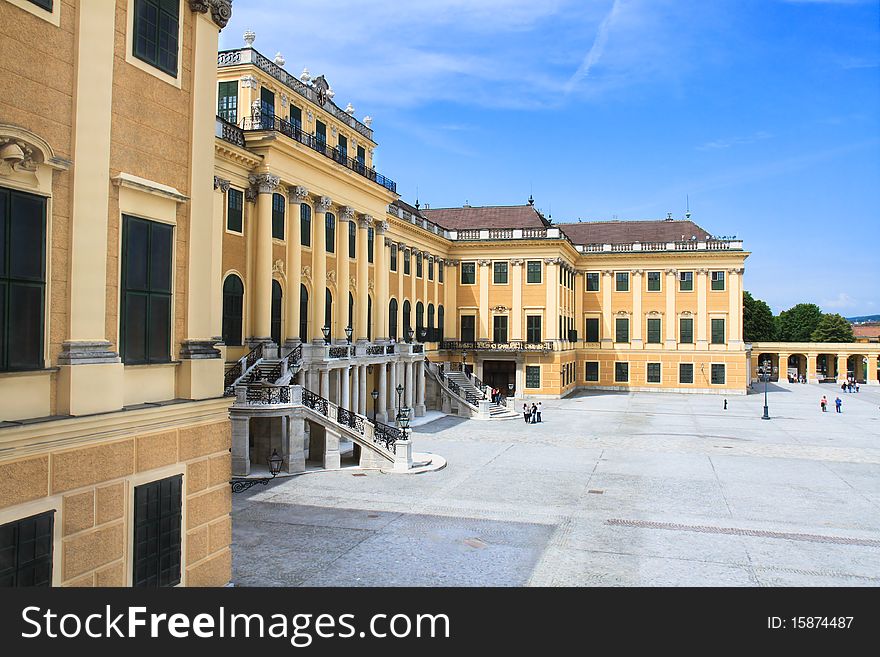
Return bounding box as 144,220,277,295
371,389,379,422
230,449,285,493
344,325,353,344
759,358,776,420
394,383,410,439
461,350,468,377
321,325,330,345
418,327,427,343
406,328,414,343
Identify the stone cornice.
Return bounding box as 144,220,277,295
189,0,232,29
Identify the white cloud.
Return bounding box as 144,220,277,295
821,293,860,311
697,131,772,151
564,0,623,94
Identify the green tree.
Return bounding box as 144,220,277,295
742,291,776,342
810,313,854,342
776,303,823,342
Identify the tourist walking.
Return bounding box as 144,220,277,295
835,396,842,413
522,403,530,424
820,396,828,412
536,402,543,423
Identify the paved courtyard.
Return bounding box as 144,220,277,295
232,382,880,586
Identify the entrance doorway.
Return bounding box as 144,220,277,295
482,360,516,398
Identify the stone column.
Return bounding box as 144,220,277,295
320,366,330,399
665,269,677,349
358,364,368,415
728,267,743,346
285,415,306,474
444,260,458,339
388,359,398,418
311,196,332,341
807,353,818,382
415,359,426,416
631,269,643,348
356,215,372,341
866,355,878,385
696,268,709,348
337,206,354,339
778,353,789,381
545,259,559,341
477,260,491,340
231,415,251,476
307,365,318,393
250,173,281,343
511,259,524,341
837,354,848,383
376,222,389,340
323,427,341,470
286,186,308,346
573,270,583,344
432,255,440,342
601,270,613,347
377,362,388,423
422,251,431,339
351,364,359,414
397,242,406,339
333,367,341,404
405,360,414,409
341,365,351,410
409,248,417,337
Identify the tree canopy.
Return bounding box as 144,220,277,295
776,303,823,342
810,313,855,343
743,291,777,342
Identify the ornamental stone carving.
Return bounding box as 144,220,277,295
647,310,663,316
680,310,693,317
327,271,336,284
189,0,232,29
492,305,509,313
444,259,459,267
477,260,491,267
213,176,230,192
728,267,744,274
340,206,356,222
281,93,289,109
631,269,643,275
301,266,312,281
376,220,389,234
696,268,709,275
248,173,280,195
349,276,357,289
240,75,257,89
601,270,614,276
510,259,524,266
665,269,678,275
289,185,309,202
615,310,630,316
273,259,284,275
358,214,373,229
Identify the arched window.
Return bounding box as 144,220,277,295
438,305,444,342
402,300,411,340
416,301,424,341
427,304,435,341
272,193,285,240
348,292,354,332
271,280,282,345
325,288,333,335
367,295,372,342
299,285,308,342
325,212,335,253
389,299,398,340
348,220,356,258
222,274,244,346
300,204,311,246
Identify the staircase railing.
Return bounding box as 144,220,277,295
224,342,267,396
425,360,484,409
245,384,291,405
300,388,397,455
373,421,401,450
301,389,329,417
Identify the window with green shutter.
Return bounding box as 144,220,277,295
493,316,508,343
647,271,661,291
461,315,475,342
585,362,599,382
585,317,600,342
525,365,541,389
300,204,311,246
404,249,411,275
349,221,356,258
615,272,629,292
679,271,693,291
614,362,629,382
416,253,423,278
368,227,374,263
493,261,508,284
0,510,54,587
680,317,694,344
461,262,476,285
217,81,238,123
325,213,335,252
133,475,182,587
647,362,661,383
439,260,444,283
226,188,243,233
711,363,726,384
586,272,599,291
526,316,542,343
711,318,725,344
679,363,694,384
272,193,285,240
711,271,725,291
133,0,180,77
526,260,542,283
615,317,629,343
647,318,662,344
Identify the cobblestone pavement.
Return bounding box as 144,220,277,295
232,382,880,586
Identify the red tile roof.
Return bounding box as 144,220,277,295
422,205,548,230
559,220,712,245
853,324,880,340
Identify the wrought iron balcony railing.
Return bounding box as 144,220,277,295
240,114,396,194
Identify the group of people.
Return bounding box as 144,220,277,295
522,402,543,423
841,378,860,394
490,387,506,404
819,395,843,413
787,373,807,384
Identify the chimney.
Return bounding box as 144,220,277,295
665,212,673,221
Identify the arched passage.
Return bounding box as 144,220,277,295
848,354,867,383
757,353,780,382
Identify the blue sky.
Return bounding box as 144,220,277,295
219,0,879,315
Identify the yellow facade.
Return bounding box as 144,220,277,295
0,0,233,586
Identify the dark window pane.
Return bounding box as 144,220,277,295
272,193,285,240
461,262,476,285
526,261,541,283
585,318,599,342
647,318,662,344
148,295,170,362
711,318,725,344
525,365,540,388
123,293,148,363
647,271,661,291
586,272,599,291
227,188,243,233
125,218,150,290
300,204,311,246
0,189,7,275
368,228,374,263
149,222,172,293
615,318,629,343
325,213,335,252
711,364,726,385
0,511,54,588
8,283,43,369
680,363,694,384
9,192,44,280
680,318,694,344
585,362,599,382
134,476,181,587
615,362,629,382
460,315,475,342
615,272,629,292
28,0,54,11
647,362,661,383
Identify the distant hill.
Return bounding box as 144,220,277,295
847,314,880,323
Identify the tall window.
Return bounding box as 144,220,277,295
679,363,694,384
525,365,541,389
427,304,435,338
290,106,302,131
316,120,326,146
614,362,629,383
221,275,243,346
271,281,282,346
428,257,434,281
133,0,179,77
679,271,693,291
402,300,411,338
416,302,424,339
416,252,423,278
493,316,508,343
438,305,444,342
647,362,661,383
460,262,476,285
0,510,54,587
367,296,372,341
272,193,285,240
461,315,475,342
586,272,599,291
647,318,662,344
121,216,172,365
348,221,356,258
226,188,243,233
493,261,508,285
526,315,542,343
711,318,725,344
389,298,398,339
711,271,725,291
585,318,600,342
368,227,374,263
439,260,444,283
711,363,726,385
0,187,46,372
133,475,182,587
390,243,397,271
300,204,311,246
404,249,411,275
217,81,238,123
325,213,335,252
260,87,275,122
338,134,348,159
348,293,354,331
647,271,661,291
615,272,629,292
299,285,308,342
680,317,694,344
615,317,629,343
324,289,332,334
526,260,542,284
585,362,599,382
356,146,366,166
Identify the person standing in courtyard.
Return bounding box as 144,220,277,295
530,403,538,423
536,402,543,423
522,403,530,424
835,396,842,413
820,395,828,412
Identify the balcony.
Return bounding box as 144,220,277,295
240,114,396,194
216,116,245,148
440,340,555,353
449,227,563,241
578,239,743,253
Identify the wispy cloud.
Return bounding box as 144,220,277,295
564,0,623,94
697,131,772,151
821,293,860,311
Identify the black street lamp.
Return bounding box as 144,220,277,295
759,359,776,420
418,327,427,342
321,325,331,344
406,327,414,343
508,382,514,398
395,383,410,440
231,449,284,493
461,350,468,376
371,389,379,422
344,325,353,344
